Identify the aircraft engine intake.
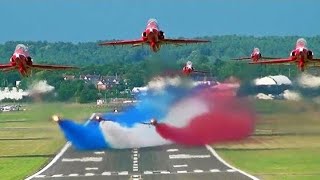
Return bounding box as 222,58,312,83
159,31,165,39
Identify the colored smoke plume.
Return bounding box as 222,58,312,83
155,89,255,145
58,77,255,150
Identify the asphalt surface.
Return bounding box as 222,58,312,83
26,143,258,180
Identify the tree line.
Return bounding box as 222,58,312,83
1,35,320,103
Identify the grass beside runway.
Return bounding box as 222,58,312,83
0,157,47,180
0,102,110,179
213,100,320,180
217,148,320,180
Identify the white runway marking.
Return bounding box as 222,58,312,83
102,172,111,176
227,169,237,172
69,173,79,176
205,145,260,180
173,164,188,168
85,173,95,176
169,154,211,159
62,157,103,162
94,151,105,155
85,167,99,170
194,169,204,173
132,148,140,173
52,174,63,177
166,148,179,152
118,171,129,175
210,169,221,172
144,171,153,174
160,171,170,174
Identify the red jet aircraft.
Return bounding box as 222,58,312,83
249,38,320,71
182,61,208,75
232,48,279,62
0,44,77,77
99,19,210,52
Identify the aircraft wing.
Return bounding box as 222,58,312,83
306,59,320,67
308,58,320,62
0,64,14,71
231,57,251,60
262,56,283,59
99,39,145,46
161,38,210,44
193,70,209,74
249,58,296,64
30,64,78,70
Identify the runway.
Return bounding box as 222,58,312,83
26,143,258,180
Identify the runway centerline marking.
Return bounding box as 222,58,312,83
173,164,188,168
85,167,99,170
102,172,111,176
52,174,63,177
85,173,94,176
167,149,179,152
94,151,105,155
62,157,103,162
169,154,211,159
210,169,221,172
118,171,129,175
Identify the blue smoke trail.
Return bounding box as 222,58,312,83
57,79,209,150
58,119,109,150
101,85,196,127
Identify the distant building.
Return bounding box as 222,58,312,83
253,75,293,96
132,86,149,94
97,81,107,91
96,99,105,105
63,75,75,81
63,74,122,90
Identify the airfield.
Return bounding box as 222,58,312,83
0,101,319,180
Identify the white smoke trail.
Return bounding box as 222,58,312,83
0,87,28,101
27,80,54,95
298,73,320,88
100,122,170,149
282,90,301,101
99,96,209,149
99,76,212,149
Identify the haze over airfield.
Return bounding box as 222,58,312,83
0,0,319,43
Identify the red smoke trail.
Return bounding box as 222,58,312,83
155,88,255,145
